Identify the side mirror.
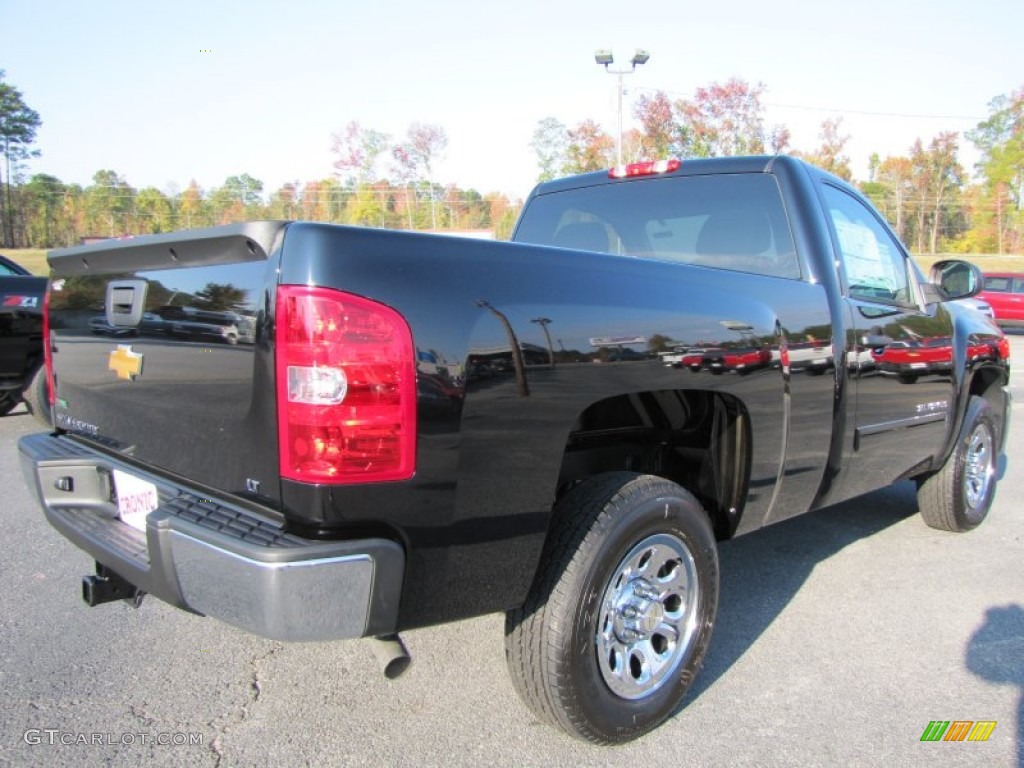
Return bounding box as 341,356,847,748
929,259,983,302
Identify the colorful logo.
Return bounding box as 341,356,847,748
2,295,38,307
108,345,144,381
920,720,997,742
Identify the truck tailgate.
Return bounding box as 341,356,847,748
47,223,286,503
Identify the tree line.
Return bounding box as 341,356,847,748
1,70,1022,254
12,170,521,248
534,79,1023,255
0,79,520,247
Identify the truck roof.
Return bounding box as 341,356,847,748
529,155,799,197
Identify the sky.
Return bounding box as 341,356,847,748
3,0,1022,202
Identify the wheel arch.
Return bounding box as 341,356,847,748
920,362,1009,484
551,388,751,540
967,364,1010,452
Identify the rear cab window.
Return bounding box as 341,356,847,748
514,174,802,280
0,256,29,276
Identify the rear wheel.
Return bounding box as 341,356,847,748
917,395,999,531
505,472,718,744
22,365,51,427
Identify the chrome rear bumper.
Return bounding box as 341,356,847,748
18,431,404,641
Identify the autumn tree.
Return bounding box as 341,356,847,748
403,123,448,228
406,123,448,180
316,178,347,222
193,282,248,312
0,70,42,246
209,174,264,224
268,182,300,220
84,170,136,237
345,182,389,227
908,134,964,253
798,118,852,180
135,187,174,233
487,193,518,240
531,117,621,178
874,156,914,241
390,144,419,228
293,178,345,223
177,180,209,229
633,79,789,159
683,79,765,156
531,117,569,182
21,174,67,247
63,183,86,241
634,91,680,158
949,184,1007,254
564,119,614,173
331,121,390,184
966,86,1024,254
647,334,676,354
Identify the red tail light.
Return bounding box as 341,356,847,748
43,286,55,408
275,286,416,484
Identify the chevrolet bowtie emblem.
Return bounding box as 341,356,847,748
109,345,144,381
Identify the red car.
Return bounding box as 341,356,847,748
873,334,1006,382
705,346,772,374
680,347,707,371
979,272,1024,327
872,337,954,382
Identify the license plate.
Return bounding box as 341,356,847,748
112,469,159,532
909,363,927,369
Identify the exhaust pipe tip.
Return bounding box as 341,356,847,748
371,634,411,679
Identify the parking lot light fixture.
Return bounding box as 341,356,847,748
594,48,651,166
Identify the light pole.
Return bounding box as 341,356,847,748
531,317,555,367
476,299,530,397
594,49,650,167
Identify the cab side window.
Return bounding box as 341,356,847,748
822,184,913,306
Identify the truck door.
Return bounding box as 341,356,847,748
820,183,955,492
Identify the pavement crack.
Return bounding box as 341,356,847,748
206,643,282,767
127,702,158,728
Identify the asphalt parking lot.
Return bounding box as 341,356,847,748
1,340,1021,767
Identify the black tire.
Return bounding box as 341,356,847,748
505,472,718,744
22,364,52,427
0,392,17,416
917,395,999,532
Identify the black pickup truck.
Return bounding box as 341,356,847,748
0,253,48,422
19,156,1010,744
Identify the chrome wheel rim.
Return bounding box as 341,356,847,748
964,422,994,512
596,533,699,700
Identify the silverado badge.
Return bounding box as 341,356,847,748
109,345,143,381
